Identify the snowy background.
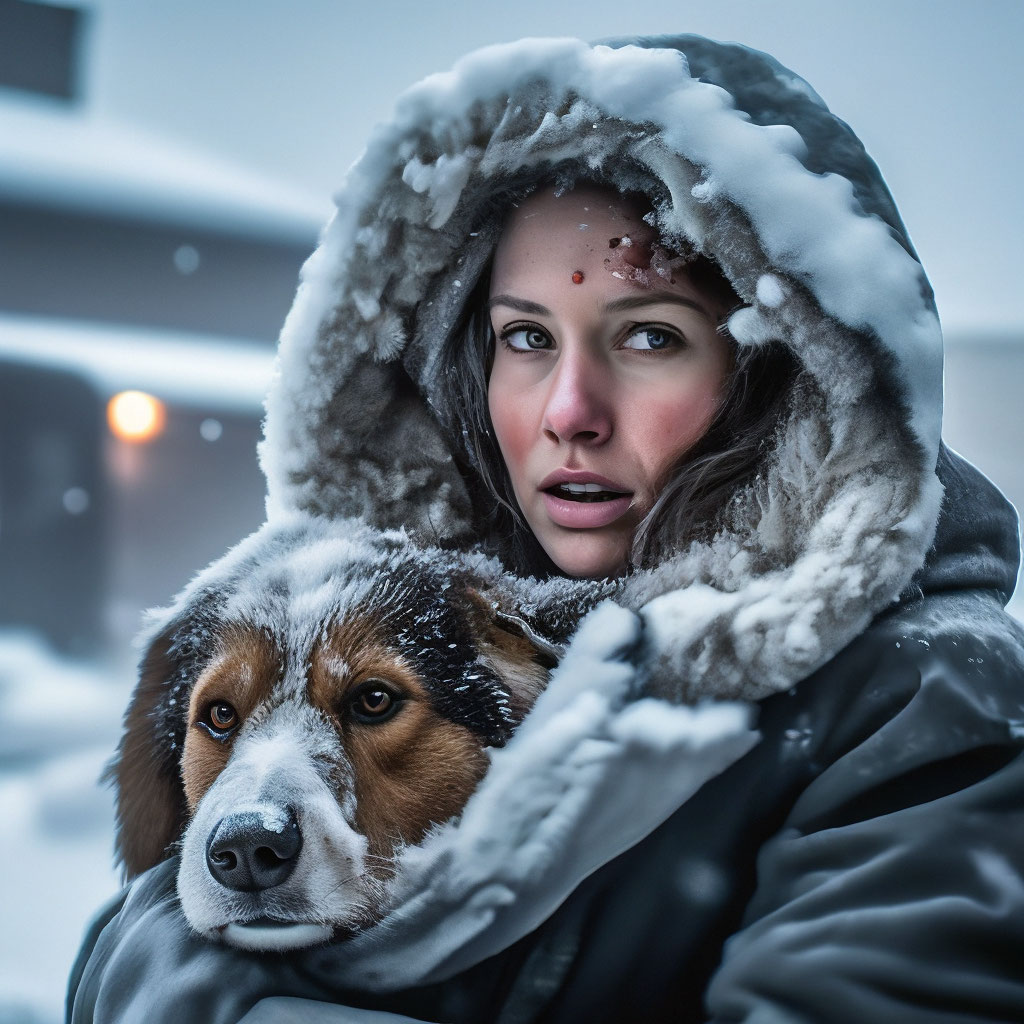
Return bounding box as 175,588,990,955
1,1,1022,1021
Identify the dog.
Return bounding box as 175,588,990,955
108,516,601,951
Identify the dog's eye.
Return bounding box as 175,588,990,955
350,683,401,724
202,701,239,736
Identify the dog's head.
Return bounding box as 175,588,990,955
108,518,600,951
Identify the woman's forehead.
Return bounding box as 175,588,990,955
492,187,656,291
495,186,652,257
488,186,733,318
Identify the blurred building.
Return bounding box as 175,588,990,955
0,0,323,655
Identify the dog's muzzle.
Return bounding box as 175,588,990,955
206,809,302,892
178,713,371,951
203,806,335,950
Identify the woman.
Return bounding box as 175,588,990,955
69,34,1024,1023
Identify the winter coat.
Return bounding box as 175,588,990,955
68,33,1024,1024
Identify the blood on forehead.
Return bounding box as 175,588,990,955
604,233,692,288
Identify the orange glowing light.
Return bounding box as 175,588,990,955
107,390,166,443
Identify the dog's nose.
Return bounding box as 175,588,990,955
206,809,303,892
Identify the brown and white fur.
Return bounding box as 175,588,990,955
108,515,601,952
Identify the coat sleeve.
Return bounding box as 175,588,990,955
705,610,1024,1023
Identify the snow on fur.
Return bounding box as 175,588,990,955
134,513,605,776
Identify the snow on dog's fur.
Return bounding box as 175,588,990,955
108,515,602,951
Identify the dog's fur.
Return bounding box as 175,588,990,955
108,517,601,951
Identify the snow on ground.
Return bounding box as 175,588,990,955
0,631,131,1024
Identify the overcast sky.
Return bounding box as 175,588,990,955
70,0,1024,334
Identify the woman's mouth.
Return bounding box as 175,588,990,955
546,482,630,503
541,486,633,529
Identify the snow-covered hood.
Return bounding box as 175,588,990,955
260,35,943,706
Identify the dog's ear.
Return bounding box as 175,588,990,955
464,574,611,717
491,609,565,666
104,617,188,879
465,589,557,716
105,595,222,879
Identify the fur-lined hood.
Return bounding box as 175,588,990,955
260,34,944,705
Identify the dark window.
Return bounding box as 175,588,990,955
0,0,85,102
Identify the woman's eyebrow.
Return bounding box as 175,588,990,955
487,295,551,315
603,293,711,318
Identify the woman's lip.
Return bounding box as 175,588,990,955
541,490,633,529
538,468,632,491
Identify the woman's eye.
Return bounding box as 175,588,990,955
622,326,682,351
503,327,552,351
350,684,402,723
202,701,239,736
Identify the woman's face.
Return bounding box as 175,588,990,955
487,186,733,578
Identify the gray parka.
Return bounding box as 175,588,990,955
68,33,1024,1024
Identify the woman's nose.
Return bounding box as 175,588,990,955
541,348,613,445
